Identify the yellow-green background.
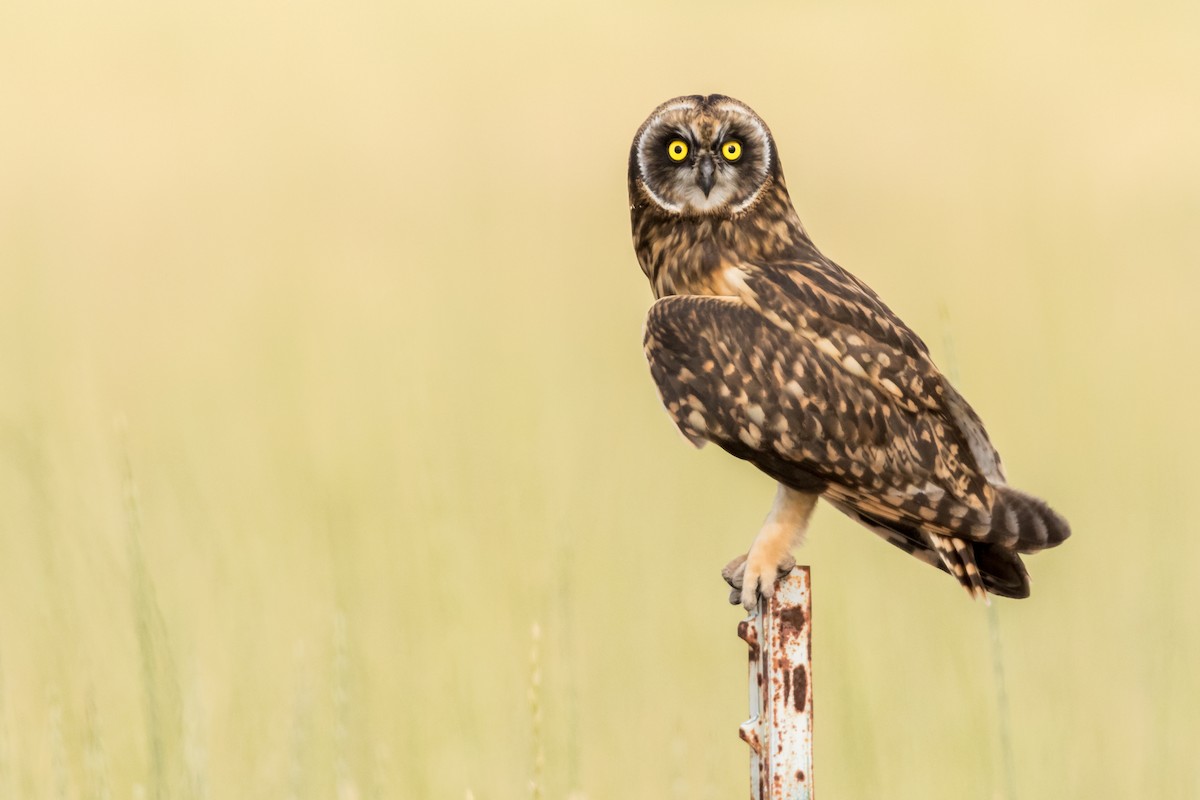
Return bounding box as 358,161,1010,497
2,1,1197,797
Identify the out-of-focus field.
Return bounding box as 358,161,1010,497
1,1,1198,797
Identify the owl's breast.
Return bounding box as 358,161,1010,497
634,183,808,300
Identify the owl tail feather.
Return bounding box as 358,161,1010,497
992,485,1071,554
972,542,1031,599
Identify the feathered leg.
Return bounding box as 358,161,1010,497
723,484,818,610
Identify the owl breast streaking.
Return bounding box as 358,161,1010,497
628,95,1069,608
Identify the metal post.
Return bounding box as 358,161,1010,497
737,567,813,800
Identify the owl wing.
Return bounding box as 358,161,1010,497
643,260,1068,596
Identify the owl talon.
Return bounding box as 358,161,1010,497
722,553,748,590
733,550,797,610
741,571,763,610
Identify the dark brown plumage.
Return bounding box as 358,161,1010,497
629,95,1069,604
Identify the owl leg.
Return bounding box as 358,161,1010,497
722,484,818,610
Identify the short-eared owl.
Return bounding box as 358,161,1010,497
629,95,1069,608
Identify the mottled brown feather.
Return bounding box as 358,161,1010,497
631,94,1069,599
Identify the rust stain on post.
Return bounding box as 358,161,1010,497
738,567,813,800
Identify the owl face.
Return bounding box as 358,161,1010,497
630,95,775,217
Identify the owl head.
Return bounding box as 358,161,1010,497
628,95,780,218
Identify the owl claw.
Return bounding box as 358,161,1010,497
722,551,795,609
723,554,749,606
722,553,748,591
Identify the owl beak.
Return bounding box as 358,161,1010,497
697,156,716,196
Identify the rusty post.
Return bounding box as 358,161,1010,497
737,567,813,800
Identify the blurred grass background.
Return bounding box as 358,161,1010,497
1,0,1198,797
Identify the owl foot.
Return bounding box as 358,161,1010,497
721,550,796,610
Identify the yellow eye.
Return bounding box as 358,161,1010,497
667,140,689,162
721,140,742,162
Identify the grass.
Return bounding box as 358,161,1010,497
1,0,1199,797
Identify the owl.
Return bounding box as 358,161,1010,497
628,95,1069,608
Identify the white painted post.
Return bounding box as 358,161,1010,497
737,567,813,800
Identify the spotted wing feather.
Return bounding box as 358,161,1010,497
646,291,994,539
643,261,1068,596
